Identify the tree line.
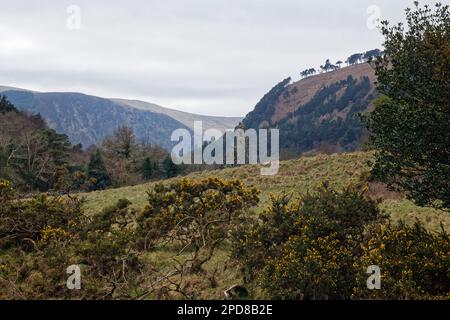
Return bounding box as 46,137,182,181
300,49,383,78
0,98,185,194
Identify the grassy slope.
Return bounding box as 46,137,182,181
272,63,377,123
82,151,449,232
79,151,449,299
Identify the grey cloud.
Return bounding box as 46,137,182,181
0,0,415,116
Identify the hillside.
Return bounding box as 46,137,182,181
0,87,242,149
75,151,449,299
81,151,449,232
241,63,378,155
272,63,376,123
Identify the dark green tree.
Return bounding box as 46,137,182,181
87,149,111,190
141,157,154,180
300,69,308,78
162,155,180,178
345,53,363,65
0,95,18,114
323,59,333,72
366,2,450,210
363,48,382,61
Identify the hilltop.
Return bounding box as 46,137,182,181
273,63,376,123
241,63,378,155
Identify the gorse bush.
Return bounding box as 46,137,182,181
261,232,355,299
136,178,259,272
231,185,385,280
354,222,449,300
0,177,448,299
232,185,386,299
0,180,142,299
0,177,260,299
0,179,84,250
232,184,448,300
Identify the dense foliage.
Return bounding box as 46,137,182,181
0,97,82,192
136,178,259,272
232,185,383,299
231,185,449,299
366,2,450,209
0,179,141,299
354,222,449,299
87,150,112,190
0,95,184,193
0,177,260,299
278,76,374,154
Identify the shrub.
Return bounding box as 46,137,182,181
353,222,450,299
232,184,386,299
136,178,259,272
0,181,142,299
260,233,354,299
0,180,84,250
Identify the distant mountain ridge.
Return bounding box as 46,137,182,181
241,62,378,155
0,87,242,150
112,98,241,133
1,62,375,153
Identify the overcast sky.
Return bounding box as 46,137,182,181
0,0,423,116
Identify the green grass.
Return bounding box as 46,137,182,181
77,151,449,299
380,199,449,231
80,151,449,232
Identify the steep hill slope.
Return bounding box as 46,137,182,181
0,89,187,150
272,63,376,123
241,63,378,155
0,87,242,149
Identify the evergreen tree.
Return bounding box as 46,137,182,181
345,53,363,65
162,155,179,178
363,48,382,61
0,95,18,114
87,149,111,190
141,157,153,180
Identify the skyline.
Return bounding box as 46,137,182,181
0,0,418,116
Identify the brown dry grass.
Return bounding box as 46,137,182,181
272,63,377,123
